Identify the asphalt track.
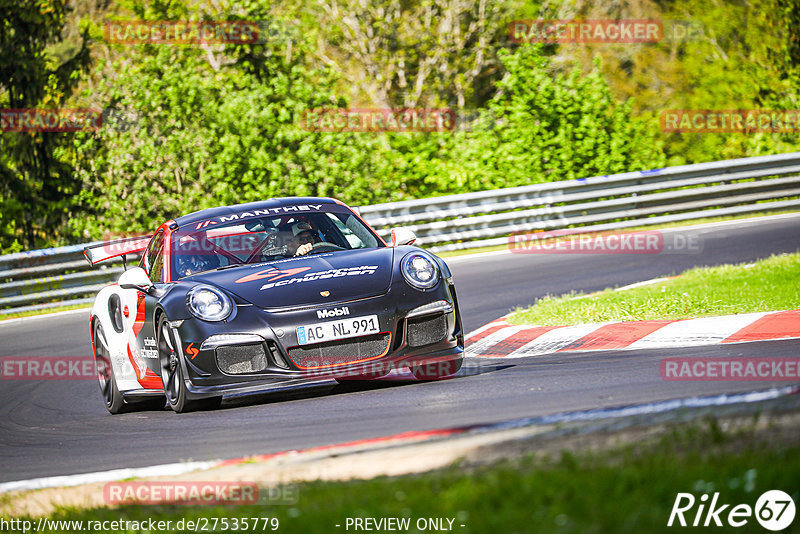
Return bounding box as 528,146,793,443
1,215,799,483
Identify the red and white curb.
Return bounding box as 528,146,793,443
465,309,800,358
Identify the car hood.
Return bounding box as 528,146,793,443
186,248,394,309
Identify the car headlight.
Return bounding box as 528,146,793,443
187,285,232,321
401,251,440,290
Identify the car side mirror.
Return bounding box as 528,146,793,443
391,227,417,247
118,266,153,293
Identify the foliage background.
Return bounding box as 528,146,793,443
1,0,799,251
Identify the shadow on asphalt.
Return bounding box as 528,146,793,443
218,361,516,410
109,360,516,414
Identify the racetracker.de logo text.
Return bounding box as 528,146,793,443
1,109,103,133
1,356,96,380
300,108,455,133
509,19,703,43
104,20,264,44
104,481,298,506
660,358,800,381
508,229,702,255
660,110,800,133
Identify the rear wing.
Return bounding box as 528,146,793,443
83,235,151,266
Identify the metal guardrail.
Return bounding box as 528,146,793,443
361,151,800,250
0,245,135,314
2,151,800,314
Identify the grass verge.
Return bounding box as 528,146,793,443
0,304,90,321
509,252,800,326
5,412,798,533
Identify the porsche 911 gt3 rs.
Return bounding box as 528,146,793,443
85,198,464,413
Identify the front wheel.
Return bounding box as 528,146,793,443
411,357,463,381
157,316,221,413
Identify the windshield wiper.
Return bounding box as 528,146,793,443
215,263,244,270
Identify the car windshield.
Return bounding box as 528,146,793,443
170,204,383,279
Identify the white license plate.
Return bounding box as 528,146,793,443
296,315,380,345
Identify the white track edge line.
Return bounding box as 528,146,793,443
0,460,220,494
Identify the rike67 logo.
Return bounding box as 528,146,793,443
668,490,796,531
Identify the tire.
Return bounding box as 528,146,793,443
94,321,127,414
95,321,166,414
411,357,463,381
157,316,221,413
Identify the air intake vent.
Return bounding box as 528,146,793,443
216,344,268,374
407,313,448,347
287,333,390,369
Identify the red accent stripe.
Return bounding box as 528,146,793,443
127,337,162,389
557,320,674,352
480,326,560,357
132,294,146,337
465,322,509,347
722,310,800,343
141,367,161,386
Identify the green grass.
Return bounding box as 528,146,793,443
0,304,90,321
510,252,800,326
6,415,798,533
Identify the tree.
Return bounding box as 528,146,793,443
312,0,509,109
0,0,91,252
444,45,665,192
69,0,400,240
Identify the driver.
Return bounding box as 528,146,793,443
285,221,318,257
175,235,220,276
176,251,220,277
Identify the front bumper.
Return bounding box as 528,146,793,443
170,280,464,398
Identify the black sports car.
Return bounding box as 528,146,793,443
85,198,464,413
